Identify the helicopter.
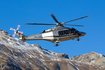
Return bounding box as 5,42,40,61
10,14,90,46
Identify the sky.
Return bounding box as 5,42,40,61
0,0,105,57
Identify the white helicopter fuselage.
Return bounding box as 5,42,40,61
24,26,86,43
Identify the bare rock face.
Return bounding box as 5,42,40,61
0,29,105,70
70,51,105,66
70,61,105,70
56,53,69,59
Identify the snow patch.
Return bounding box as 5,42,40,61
95,52,103,57
69,61,79,70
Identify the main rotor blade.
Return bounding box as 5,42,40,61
50,13,60,23
63,15,90,24
64,24,85,27
24,23,56,25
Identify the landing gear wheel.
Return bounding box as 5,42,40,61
77,38,81,41
54,44,60,47
54,42,60,47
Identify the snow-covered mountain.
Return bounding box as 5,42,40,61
0,29,78,70
0,29,105,70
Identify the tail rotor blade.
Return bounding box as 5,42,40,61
13,33,16,37
18,31,23,34
10,28,15,31
17,25,20,30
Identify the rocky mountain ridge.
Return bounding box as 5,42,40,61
0,29,105,70
0,29,78,70
70,51,105,66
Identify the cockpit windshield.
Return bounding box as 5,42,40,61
70,28,79,33
75,29,79,33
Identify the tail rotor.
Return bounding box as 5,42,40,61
10,25,23,37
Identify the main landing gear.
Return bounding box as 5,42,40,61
77,38,81,41
54,42,60,47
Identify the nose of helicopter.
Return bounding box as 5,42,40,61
78,32,86,36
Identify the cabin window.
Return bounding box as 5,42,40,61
58,29,79,36
59,31,64,35
65,30,69,34
59,30,70,36
70,29,73,33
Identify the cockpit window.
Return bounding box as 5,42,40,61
70,28,79,33
75,30,79,33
